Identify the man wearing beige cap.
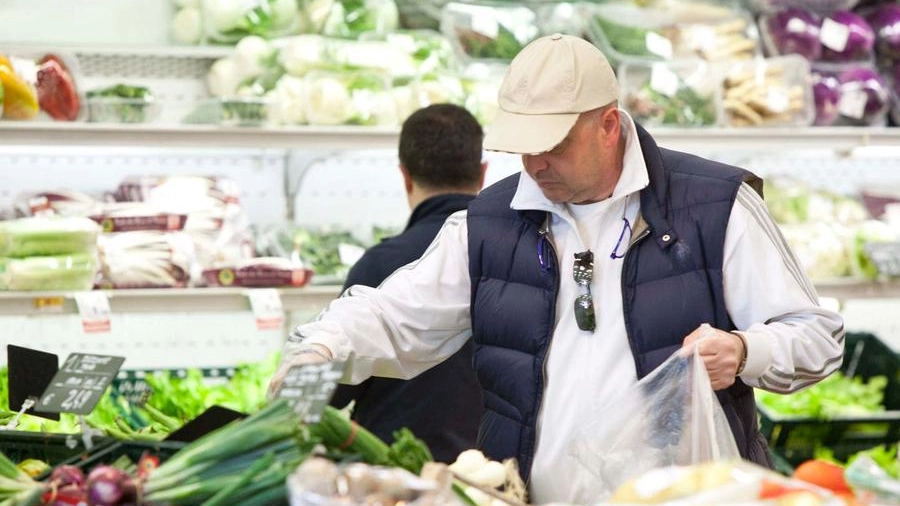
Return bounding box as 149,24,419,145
271,34,844,503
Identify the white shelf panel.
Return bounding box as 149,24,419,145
0,286,341,316
0,123,402,150
1,123,898,152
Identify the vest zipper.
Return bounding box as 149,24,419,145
528,213,558,488
622,212,651,376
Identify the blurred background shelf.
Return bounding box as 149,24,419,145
0,286,342,316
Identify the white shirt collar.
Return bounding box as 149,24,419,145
509,110,650,215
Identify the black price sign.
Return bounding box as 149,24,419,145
276,361,345,423
863,242,900,277
35,353,125,415
114,377,153,406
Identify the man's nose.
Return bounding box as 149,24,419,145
523,153,548,172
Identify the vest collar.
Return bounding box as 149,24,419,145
634,123,679,250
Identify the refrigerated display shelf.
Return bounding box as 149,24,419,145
0,286,342,316
0,279,894,317
1,122,899,152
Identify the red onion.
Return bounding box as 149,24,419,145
85,466,134,506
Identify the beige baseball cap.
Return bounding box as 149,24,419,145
483,33,619,155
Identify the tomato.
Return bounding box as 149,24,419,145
793,459,852,495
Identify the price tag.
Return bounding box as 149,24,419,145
33,296,65,313
35,353,125,415
645,31,674,59
471,15,499,39
113,371,152,406
247,288,284,330
838,89,867,120
863,242,900,277
650,64,680,98
74,291,111,333
766,87,790,114
820,17,850,53
276,361,345,423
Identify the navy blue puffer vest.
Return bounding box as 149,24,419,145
467,124,771,482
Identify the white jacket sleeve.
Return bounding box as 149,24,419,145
283,211,474,385
724,183,845,393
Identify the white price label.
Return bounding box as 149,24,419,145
766,87,790,114
471,15,499,39
650,64,680,98
645,31,674,59
74,291,111,334
820,17,850,53
838,89,867,120
247,288,284,331
689,25,717,53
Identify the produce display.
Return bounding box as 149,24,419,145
85,84,158,124
586,1,759,64
620,61,719,127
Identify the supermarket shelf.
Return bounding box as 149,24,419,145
815,279,900,300
0,286,342,316
0,279,895,317
0,123,402,150
1,123,899,152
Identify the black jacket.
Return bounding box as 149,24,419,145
329,193,484,463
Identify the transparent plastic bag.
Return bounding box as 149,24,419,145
571,343,740,501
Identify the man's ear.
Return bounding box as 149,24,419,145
601,106,621,147
399,164,414,194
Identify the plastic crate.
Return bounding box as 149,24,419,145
758,332,900,466
0,431,115,467
55,439,186,473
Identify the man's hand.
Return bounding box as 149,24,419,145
267,344,333,399
682,324,747,391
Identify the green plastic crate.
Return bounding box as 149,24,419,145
0,431,115,467
758,332,900,466
56,439,186,473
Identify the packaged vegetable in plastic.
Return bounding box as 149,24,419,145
812,62,890,126
441,1,539,62
300,0,399,38
0,216,100,258
721,55,814,127
201,0,300,44
862,3,900,70
570,343,740,502
820,10,876,63
0,253,98,291
303,69,397,126
744,0,860,15
86,84,159,123
35,54,81,121
759,7,823,61
0,54,39,120
620,60,719,128
586,1,758,65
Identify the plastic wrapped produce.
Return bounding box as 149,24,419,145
720,55,814,127
201,0,301,43
759,7,823,60
819,10,875,63
440,1,539,62
811,62,890,125
0,216,100,258
744,0,859,15
862,3,900,70
0,253,98,291
303,69,397,125
619,60,719,127
586,1,759,65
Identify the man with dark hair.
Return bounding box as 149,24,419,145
327,103,486,463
